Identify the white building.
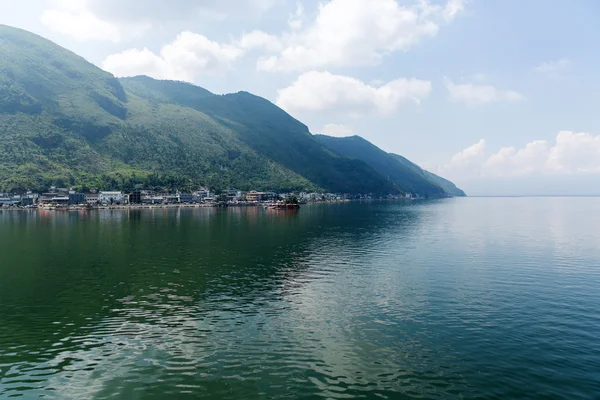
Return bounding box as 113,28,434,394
0,197,19,206
194,188,214,202
99,191,124,204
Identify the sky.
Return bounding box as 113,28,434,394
1,0,600,195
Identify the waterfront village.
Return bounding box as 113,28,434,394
0,187,416,210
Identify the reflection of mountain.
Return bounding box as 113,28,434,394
0,205,420,340
0,204,435,398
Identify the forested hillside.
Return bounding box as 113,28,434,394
314,135,465,197
0,24,463,196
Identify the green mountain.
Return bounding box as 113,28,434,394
388,153,466,197
0,25,395,194
0,25,463,197
119,77,395,194
314,135,465,197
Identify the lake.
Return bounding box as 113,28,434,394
1,198,599,399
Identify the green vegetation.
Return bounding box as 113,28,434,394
314,135,465,197
119,79,395,194
0,25,462,196
388,153,466,197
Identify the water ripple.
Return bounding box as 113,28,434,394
1,199,600,398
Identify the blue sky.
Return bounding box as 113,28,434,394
2,0,599,195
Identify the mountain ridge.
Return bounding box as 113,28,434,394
314,135,465,197
0,24,463,196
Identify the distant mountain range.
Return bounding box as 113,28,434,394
314,135,465,197
0,25,464,197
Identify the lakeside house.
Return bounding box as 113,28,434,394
192,188,215,202
140,191,165,204
0,185,386,209
86,193,99,204
225,189,237,201
68,192,86,205
99,191,124,204
39,192,69,205
21,195,36,206
39,193,56,204
179,192,194,203
129,190,142,204
0,196,20,206
246,191,277,202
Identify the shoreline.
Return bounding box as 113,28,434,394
0,200,353,212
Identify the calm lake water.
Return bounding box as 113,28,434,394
1,198,599,399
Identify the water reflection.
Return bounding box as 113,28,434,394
0,203,422,399
1,199,599,399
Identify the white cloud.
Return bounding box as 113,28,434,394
320,124,354,137
101,27,283,81
482,140,552,176
534,58,570,77
41,0,280,44
236,30,282,52
288,2,305,30
547,131,600,173
84,0,281,23
258,0,466,72
276,71,431,115
40,9,122,42
445,79,524,106
102,31,243,80
103,48,171,79
442,0,467,21
450,139,486,165
439,131,600,181
40,1,151,43
103,28,284,81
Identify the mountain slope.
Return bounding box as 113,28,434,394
120,77,397,194
389,153,465,197
314,135,465,197
0,25,394,194
0,25,126,125
0,31,309,192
